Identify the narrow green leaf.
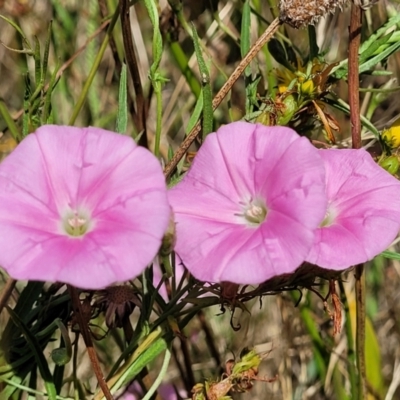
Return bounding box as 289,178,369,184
241,0,256,115
141,348,171,400
143,0,163,75
359,33,391,63
142,0,167,156
169,41,201,97
41,21,53,86
42,59,60,125
116,64,128,134
111,338,167,396
0,99,21,141
6,306,57,400
241,0,251,76
69,7,120,125
360,41,400,74
0,375,24,398
0,14,32,50
34,37,41,87
268,39,295,72
365,317,385,397
191,23,212,138
95,329,167,400
308,25,319,60
23,74,31,137
186,91,203,134
380,250,400,260
359,12,400,54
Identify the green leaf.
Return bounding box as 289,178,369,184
365,317,385,397
359,12,400,54
142,0,166,156
241,0,251,76
95,329,167,399
380,250,400,260
308,25,319,60
42,58,61,125
143,0,163,77
6,306,57,400
0,99,21,141
359,41,400,75
268,38,295,72
186,91,203,134
0,14,32,51
191,23,213,138
41,21,53,86
34,37,41,87
116,64,128,134
332,14,400,79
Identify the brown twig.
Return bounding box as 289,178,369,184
0,278,16,315
163,17,282,179
68,286,113,400
349,6,362,149
348,4,366,399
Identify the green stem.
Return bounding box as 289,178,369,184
339,280,358,399
154,84,163,157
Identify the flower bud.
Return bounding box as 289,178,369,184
277,94,297,126
382,120,400,149
159,213,176,257
300,79,315,96
379,155,399,175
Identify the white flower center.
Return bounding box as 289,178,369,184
241,197,268,226
62,209,91,237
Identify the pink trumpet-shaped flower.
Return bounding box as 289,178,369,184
168,122,327,284
0,125,170,289
306,148,400,269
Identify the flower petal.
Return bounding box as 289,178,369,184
169,122,327,284
306,149,400,269
0,125,170,289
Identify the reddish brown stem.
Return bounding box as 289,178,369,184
348,5,362,150
68,286,113,400
348,4,366,399
163,17,282,179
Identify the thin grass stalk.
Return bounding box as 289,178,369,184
339,280,358,399
68,7,120,125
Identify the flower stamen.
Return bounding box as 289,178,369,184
241,198,267,226
63,210,91,237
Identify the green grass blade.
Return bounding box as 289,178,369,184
6,306,57,400
116,64,128,134
191,23,212,139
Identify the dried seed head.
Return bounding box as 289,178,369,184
279,0,348,28
95,285,141,329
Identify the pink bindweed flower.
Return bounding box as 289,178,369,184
0,125,170,289
306,148,400,269
168,121,328,284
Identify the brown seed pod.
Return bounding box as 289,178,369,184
279,0,348,28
